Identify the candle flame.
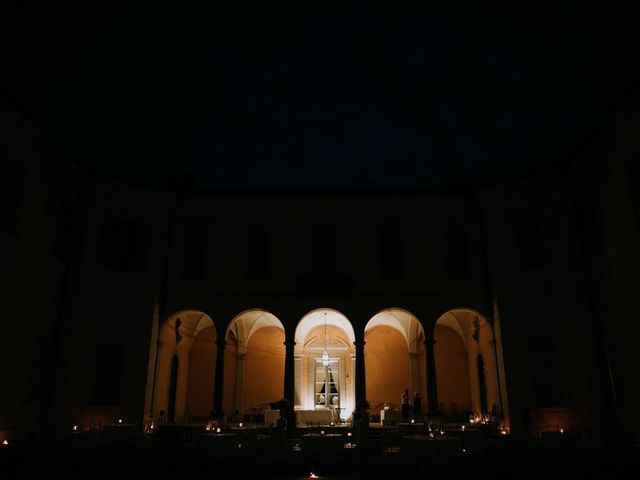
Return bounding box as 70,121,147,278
2,440,8,446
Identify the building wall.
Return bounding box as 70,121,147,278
185,325,216,419
364,326,410,410
434,325,471,416
244,326,285,413
3,97,635,442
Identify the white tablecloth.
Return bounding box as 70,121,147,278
296,409,333,425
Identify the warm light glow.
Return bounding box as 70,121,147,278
216,427,222,433
347,432,352,437
2,440,8,446
118,419,123,424
320,430,325,436
461,425,465,431
322,312,329,366
206,426,211,431
411,419,415,424
330,422,334,426
72,425,78,431
239,422,243,428
560,428,564,434
440,430,444,436
428,432,434,438
310,473,319,479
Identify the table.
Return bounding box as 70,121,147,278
296,409,333,425
264,409,280,426
380,409,402,426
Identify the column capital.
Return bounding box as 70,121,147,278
353,340,366,349
424,338,436,348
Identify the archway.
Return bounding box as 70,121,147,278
364,308,426,416
224,309,285,422
434,309,500,420
152,310,216,422
294,309,356,424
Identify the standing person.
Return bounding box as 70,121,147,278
413,392,422,420
401,388,410,422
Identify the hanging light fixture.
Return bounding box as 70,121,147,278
322,312,329,366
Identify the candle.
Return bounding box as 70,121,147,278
411,419,415,424
2,440,8,446
72,425,78,432
560,428,564,434
239,422,243,428
117,419,123,424
216,427,221,434
347,432,352,437
461,425,465,431
310,473,319,479
320,430,325,436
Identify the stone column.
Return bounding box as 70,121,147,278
234,351,247,416
354,336,366,403
409,351,420,397
425,334,439,415
213,339,226,420
294,354,303,406
284,340,296,432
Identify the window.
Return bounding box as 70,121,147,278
379,227,404,278
529,341,564,407
246,226,270,279
444,226,469,277
315,358,340,409
182,228,207,280
312,226,336,272
577,199,603,255
513,211,545,269
51,203,85,258
24,337,49,405
88,339,125,406
0,155,25,234
605,335,628,405
97,214,150,273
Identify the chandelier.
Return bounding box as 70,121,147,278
322,312,329,366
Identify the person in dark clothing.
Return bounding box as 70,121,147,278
412,392,422,420
401,388,410,421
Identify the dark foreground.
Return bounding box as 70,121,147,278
1,426,638,479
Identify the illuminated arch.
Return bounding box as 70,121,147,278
224,309,285,418
364,308,426,414
434,308,500,419
151,310,216,422
294,308,356,422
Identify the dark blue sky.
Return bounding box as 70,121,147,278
4,2,639,188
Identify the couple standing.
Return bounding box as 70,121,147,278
401,388,422,421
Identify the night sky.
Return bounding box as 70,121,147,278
4,2,639,188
